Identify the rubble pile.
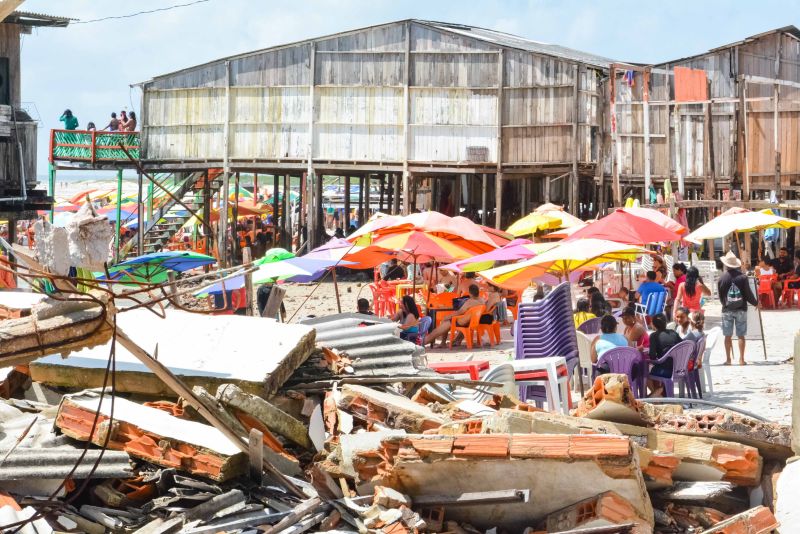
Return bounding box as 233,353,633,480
0,288,796,532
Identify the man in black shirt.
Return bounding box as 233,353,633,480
718,251,758,365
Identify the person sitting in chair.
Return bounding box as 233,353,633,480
591,314,631,373
357,298,374,315
424,284,484,347
392,295,420,341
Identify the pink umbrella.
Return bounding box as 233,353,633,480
441,238,554,273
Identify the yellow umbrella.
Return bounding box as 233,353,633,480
684,208,800,244
506,203,584,237
480,238,651,290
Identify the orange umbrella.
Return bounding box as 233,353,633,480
349,210,497,254
479,224,515,246
368,230,477,263
565,210,681,245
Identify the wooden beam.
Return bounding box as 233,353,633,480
283,174,290,249
343,175,351,231
481,173,488,225
306,42,317,249
402,22,411,216
571,63,580,214
392,173,400,214
704,95,717,262
495,48,505,228
219,61,232,267
643,69,652,201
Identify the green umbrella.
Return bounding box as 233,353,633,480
100,250,216,285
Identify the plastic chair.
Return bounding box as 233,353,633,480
781,278,800,309
699,327,721,394
427,292,458,327
688,335,706,399
575,330,593,395
451,364,517,403
449,305,485,349
577,317,601,335
593,346,642,399
757,275,777,309
635,290,667,323
648,340,697,398
413,315,433,346
506,290,522,322
475,305,501,346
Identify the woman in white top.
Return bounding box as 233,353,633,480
755,258,775,278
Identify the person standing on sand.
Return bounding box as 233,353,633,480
718,251,758,366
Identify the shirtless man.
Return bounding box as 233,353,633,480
424,284,484,347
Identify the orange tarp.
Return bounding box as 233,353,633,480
674,66,708,102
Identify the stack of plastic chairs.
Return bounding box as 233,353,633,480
513,283,579,404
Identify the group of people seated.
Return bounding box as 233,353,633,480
59,109,138,132
582,303,706,397
755,246,800,304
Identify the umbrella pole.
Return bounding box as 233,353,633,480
332,268,342,314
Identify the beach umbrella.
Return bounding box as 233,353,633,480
102,250,216,284
367,230,479,264
348,211,497,254
565,209,682,245
441,239,555,273
617,207,687,235
506,203,585,237
305,237,392,269
480,238,652,290
543,221,590,239
479,225,515,247
683,208,800,245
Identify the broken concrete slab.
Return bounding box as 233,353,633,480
29,308,315,396
544,491,651,534
573,374,646,426
337,384,446,433
0,291,115,366
651,482,748,515
55,391,246,482
0,291,44,320
647,409,793,460
699,506,778,533
216,383,312,450
342,433,653,531
482,409,762,487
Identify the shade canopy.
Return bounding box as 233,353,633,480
441,239,554,273
506,203,585,237
617,207,687,235
480,239,651,290
565,209,682,245
103,251,216,284
305,237,392,269
684,208,800,244
367,230,478,263
349,210,497,255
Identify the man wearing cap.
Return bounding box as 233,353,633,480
718,251,758,365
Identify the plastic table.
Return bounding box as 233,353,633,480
429,360,490,381
510,356,571,414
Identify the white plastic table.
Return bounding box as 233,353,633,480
509,356,570,414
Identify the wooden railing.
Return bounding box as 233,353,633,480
49,129,140,164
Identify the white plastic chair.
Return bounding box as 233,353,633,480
699,327,722,394
575,330,593,395
451,363,517,403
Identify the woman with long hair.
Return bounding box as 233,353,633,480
392,295,420,341
673,266,711,319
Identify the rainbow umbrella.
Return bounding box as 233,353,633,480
480,238,651,290
565,209,681,245
305,237,393,269
101,251,216,285
442,239,555,273
506,203,584,237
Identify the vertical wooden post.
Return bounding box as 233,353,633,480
643,69,652,202
344,175,351,233
571,63,580,214
298,172,305,247
520,177,528,216
219,60,231,267
386,173,394,215
283,174,291,249
233,172,240,264
495,48,504,228
402,22,412,217
114,168,123,262
544,176,551,204
674,104,684,196
273,174,279,245
392,173,401,215
609,65,622,207
137,171,144,257
379,174,385,212
202,170,211,261
481,173,488,225
453,175,461,216
306,41,317,249
315,169,323,245
364,175,371,222
704,93,717,262
774,83,781,199
358,176,365,226
243,246,254,316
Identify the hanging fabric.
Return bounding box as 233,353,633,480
624,70,635,87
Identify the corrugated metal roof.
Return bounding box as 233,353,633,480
418,20,614,69
299,313,430,377
2,11,73,27
142,19,612,86
0,448,133,480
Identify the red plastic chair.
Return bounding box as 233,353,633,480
449,305,485,349
757,275,777,309
782,278,800,309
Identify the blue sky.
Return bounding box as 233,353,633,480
18,0,800,178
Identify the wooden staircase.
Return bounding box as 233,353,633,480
122,171,223,258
